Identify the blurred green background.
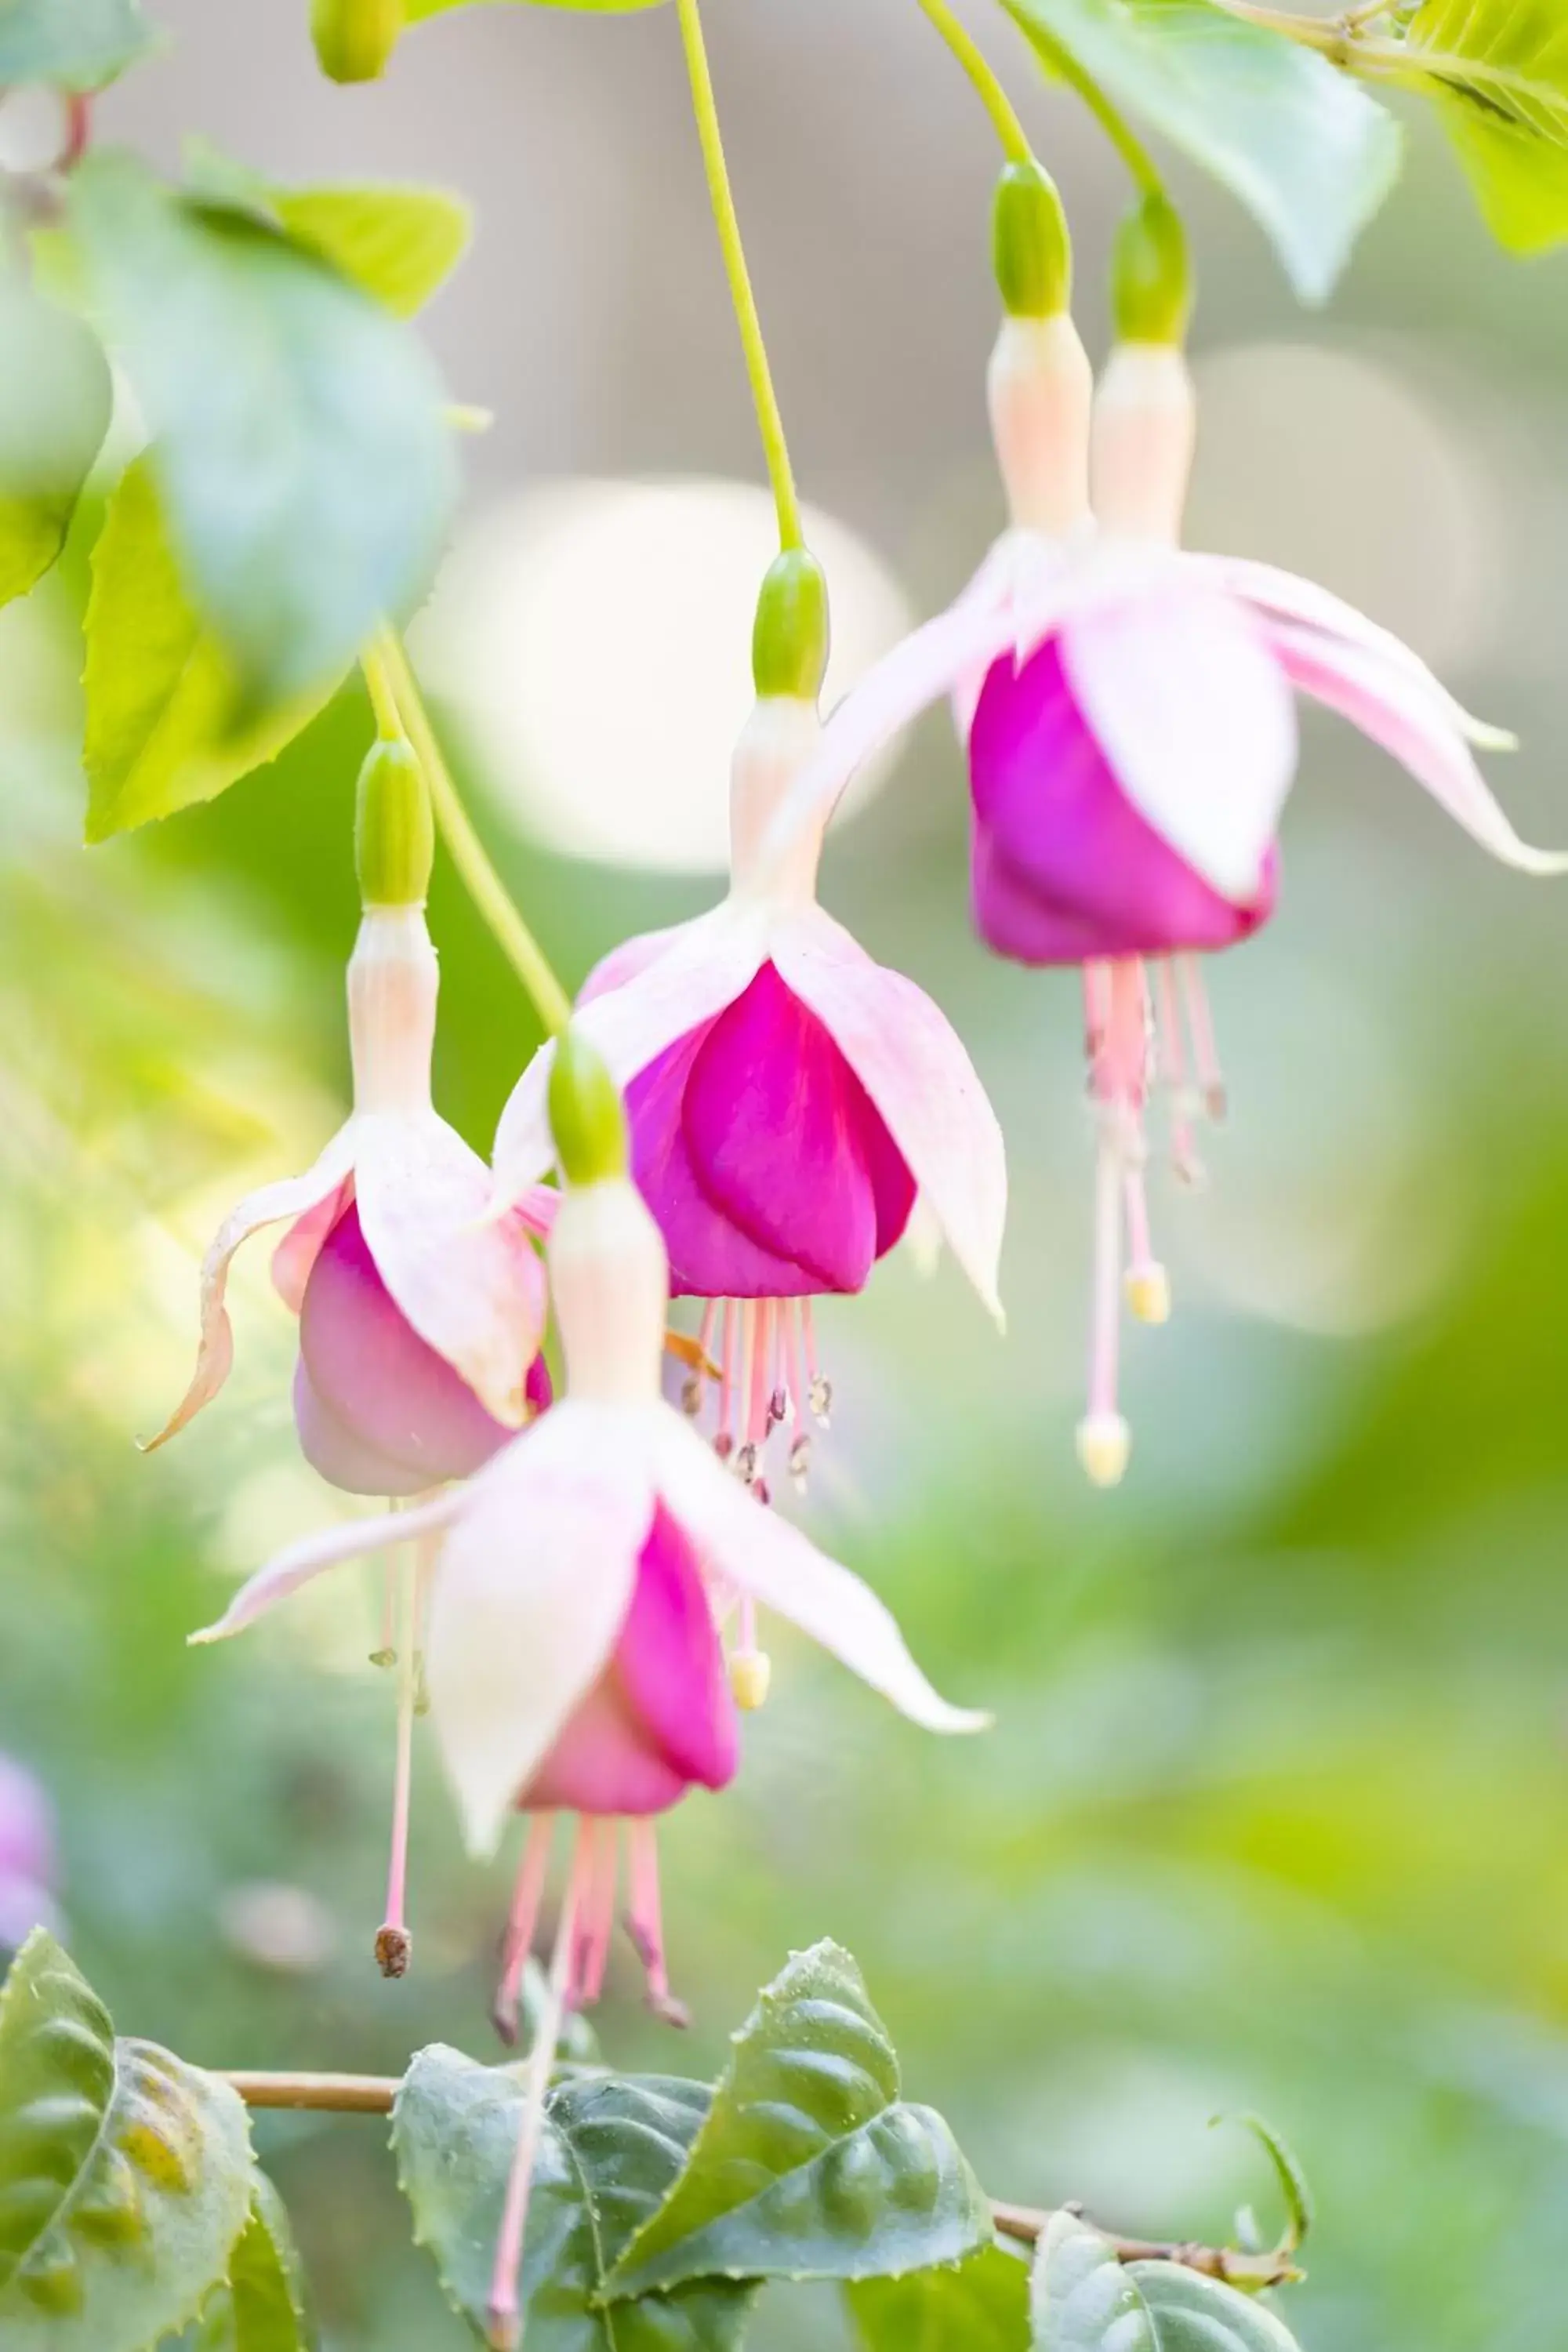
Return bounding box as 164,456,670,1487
5,3,1568,2346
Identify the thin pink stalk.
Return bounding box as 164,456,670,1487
492,1813,557,2045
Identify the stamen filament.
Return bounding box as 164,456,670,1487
492,1813,557,2045
376,1526,434,1979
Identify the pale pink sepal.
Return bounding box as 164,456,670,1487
1061,587,1299,903
1268,620,1568,877
355,1112,549,1428
492,902,773,1207
769,906,1008,1324
143,1124,361,1453
651,1416,989,1736
1192,552,1515,750
425,1405,652,1857
188,1485,463,1645
949,533,1065,745
578,920,697,1009
271,1179,353,1314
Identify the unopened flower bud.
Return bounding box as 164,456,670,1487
752,548,830,702
992,159,1072,319
355,738,433,909
549,1028,629,1189
988,313,1092,538
1110,194,1192,347
311,0,400,82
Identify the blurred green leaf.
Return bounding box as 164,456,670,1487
394,2046,755,2348
68,150,456,706
1029,2215,1303,2352
1001,0,1401,300
607,1941,993,2298
272,187,472,318
1215,2116,1312,2256
83,457,337,840
1369,0,1568,252
0,276,111,611
848,2240,1030,2350
172,2176,312,2352
0,0,155,89
0,1929,252,2351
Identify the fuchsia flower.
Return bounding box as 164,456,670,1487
148,902,554,1496
761,330,1565,1485
193,1039,985,2348
492,695,1008,1517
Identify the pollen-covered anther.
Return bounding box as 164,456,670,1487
808,1375,833,1428
729,1647,772,1711
1076,1411,1131,1488
789,1436,811,1491
768,1385,788,1427
368,1646,396,1670
680,1374,702,1417
1124,1260,1171,1325
375,1923,411,1980
735,1442,759,1485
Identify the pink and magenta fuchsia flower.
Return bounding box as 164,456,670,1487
146,901,555,1497
491,693,1009,1576
194,1039,986,2350
763,316,1565,1486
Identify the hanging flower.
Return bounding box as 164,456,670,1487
192,1033,986,2347
492,557,1008,1529
146,741,554,1497
753,205,1562,1487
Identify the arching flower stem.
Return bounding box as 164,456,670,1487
913,0,1035,162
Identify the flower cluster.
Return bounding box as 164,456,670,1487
151,157,1560,2352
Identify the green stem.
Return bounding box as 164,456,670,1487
371,630,574,1040
915,0,1034,162
998,0,1165,194
673,0,804,554
360,637,405,743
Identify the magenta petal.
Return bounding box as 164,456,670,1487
968,634,1278,966
521,1501,737,1817
296,1203,519,1496
681,963,913,1294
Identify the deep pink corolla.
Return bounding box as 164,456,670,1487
295,1202,554,1497
968,628,1280,967
521,1501,738,1817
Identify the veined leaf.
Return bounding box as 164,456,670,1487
1029,2212,1304,2352
1370,0,1568,252
82,458,337,841
848,2240,1030,2350
0,1929,252,2352
272,186,472,318
606,1942,993,2299
393,2046,756,2350
172,2177,312,2352
1001,0,1401,301
0,274,112,612
0,0,155,89
68,149,456,708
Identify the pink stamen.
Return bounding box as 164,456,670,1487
571,1819,619,2010
1088,1127,1123,1422
717,1301,737,1457
492,1813,557,2045
625,1817,688,2028
1123,1158,1153,1269
1178,956,1225,1119
485,1828,587,2351
1153,960,1203,1183
748,1301,771,1451
376,1527,436,1980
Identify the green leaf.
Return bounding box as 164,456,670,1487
271,186,472,318
393,2046,757,2350
0,274,111,611
83,457,338,840
0,1929,253,2351
405,0,667,18
1001,0,1401,301
1369,0,1568,252
848,2241,1030,2350
172,2177,312,2352
68,149,456,706
1029,2213,1304,2352
606,1942,993,2299
0,0,156,89
1215,2115,1312,2255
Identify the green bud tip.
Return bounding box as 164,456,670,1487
992,160,1073,320
549,1029,630,1189
752,549,830,702
1111,194,1193,347
310,0,401,84
355,738,434,909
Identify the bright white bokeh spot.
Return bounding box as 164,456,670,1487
414,477,916,873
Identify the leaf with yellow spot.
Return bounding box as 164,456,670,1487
0,1929,253,2350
